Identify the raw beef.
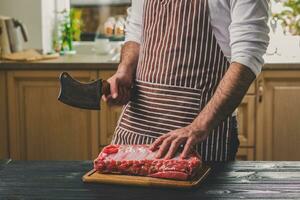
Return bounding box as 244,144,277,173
94,144,202,181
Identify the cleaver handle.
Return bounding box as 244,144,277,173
101,80,111,97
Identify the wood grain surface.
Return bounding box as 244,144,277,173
6,71,100,160
82,165,211,188
0,161,300,199
0,72,9,159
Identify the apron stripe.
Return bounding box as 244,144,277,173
140,0,156,80
115,129,121,144
126,109,190,127
185,0,197,88
169,0,187,85
160,0,176,84
130,101,197,118
129,104,195,121
190,0,204,88
137,80,201,95
123,112,182,129
179,1,193,87
194,0,208,88
144,1,160,81
142,0,155,79
137,0,150,78
174,0,189,86
225,118,230,160
207,47,218,161
215,126,220,160
139,134,143,145
220,123,224,161
151,1,165,83
138,93,199,105
121,118,170,134
119,123,165,138
168,0,184,86
146,1,161,82
120,129,126,144
136,98,199,111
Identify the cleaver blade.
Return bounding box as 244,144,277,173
58,72,110,110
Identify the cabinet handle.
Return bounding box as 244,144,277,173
258,84,263,103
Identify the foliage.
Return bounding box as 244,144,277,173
53,8,82,53
70,8,83,41
272,0,300,35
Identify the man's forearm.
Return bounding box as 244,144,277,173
118,41,140,75
192,62,256,133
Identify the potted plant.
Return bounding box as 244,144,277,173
53,8,82,55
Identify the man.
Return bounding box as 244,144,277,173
103,0,269,162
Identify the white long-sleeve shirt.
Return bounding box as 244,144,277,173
125,0,270,75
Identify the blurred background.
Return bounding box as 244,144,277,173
0,0,299,59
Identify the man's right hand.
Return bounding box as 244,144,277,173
102,68,134,106
103,41,140,106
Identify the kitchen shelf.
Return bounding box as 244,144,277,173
70,0,131,6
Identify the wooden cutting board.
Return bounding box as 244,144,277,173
1,49,59,61
82,165,211,189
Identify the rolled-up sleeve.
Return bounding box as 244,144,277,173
229,0,270,76
125,0,144,44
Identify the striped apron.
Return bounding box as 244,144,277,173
111,0,235,162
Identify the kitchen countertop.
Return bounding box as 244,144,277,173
1,54,300,71
0,160,299,199
0,54,119,70
264,54,300,70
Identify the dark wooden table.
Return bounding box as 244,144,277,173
0,160,300,199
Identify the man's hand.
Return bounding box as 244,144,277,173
102,41,140,106
102,68,134,106
149,125,208,159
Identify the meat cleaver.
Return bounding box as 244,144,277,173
58,72,110,110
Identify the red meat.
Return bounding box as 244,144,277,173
94,145,201,181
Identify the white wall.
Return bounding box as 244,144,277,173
0,0,70,53
0,0,42,50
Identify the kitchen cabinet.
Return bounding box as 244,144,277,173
99,70,123,149
235,80,256,161
0,71,9,159
236,148,254,161
256,71,300,161
237,95,255,148
236,95,256,160
6,70,99,160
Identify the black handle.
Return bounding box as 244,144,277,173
14,19,28,42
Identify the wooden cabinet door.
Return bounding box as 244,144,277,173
236,95,255,160
0,71,9,159
7,71,99,160
256,71,300,161
99,70,123,149
236,147,254,161
237,95,255,148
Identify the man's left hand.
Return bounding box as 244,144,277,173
149,125,208,159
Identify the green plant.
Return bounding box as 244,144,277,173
54,8,82,53
70,8,82,41
272,0,300,35
62,10,74,51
